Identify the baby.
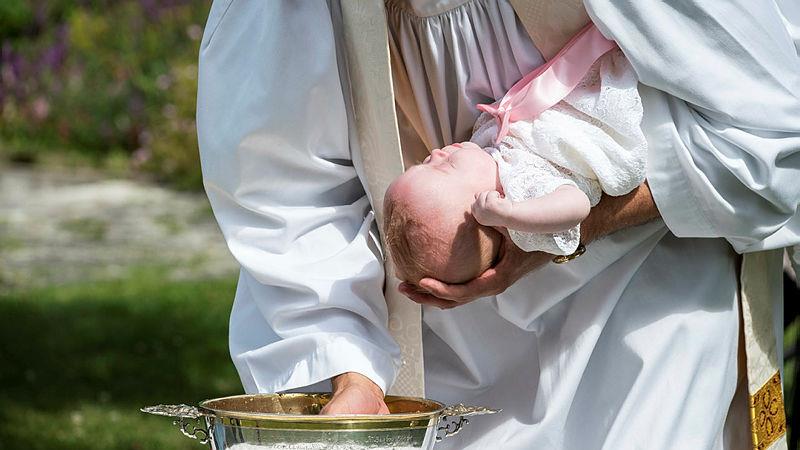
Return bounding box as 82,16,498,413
384,24,647,285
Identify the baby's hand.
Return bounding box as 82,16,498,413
471,191,513,227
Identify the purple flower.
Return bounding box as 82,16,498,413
31,97,50,121
140,0,160,21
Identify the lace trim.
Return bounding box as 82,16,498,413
473,50,646,254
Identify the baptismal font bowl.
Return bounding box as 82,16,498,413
142,393,499,449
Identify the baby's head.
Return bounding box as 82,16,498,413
384,142,502,286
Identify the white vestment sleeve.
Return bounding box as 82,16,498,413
777,0,800,54
586,0,800,252
197,1,399,393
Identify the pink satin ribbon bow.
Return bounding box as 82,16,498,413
477,23,618,145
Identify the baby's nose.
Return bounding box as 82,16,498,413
429,148,449,159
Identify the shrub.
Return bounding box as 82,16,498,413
0,1,209,189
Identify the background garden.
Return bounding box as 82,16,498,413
1,1,242,449
0,1,797,449
1,0,204,188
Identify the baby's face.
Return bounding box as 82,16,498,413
388,142,499,223
413,142,499,198
385,142,501,283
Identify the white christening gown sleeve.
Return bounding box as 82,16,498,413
197,1,399,394
470,49,645,255
587,0,800,253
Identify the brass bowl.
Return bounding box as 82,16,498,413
143,393,498,449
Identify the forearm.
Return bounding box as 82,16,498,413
580,181,660,244
503,185,591,234
506,185,591,233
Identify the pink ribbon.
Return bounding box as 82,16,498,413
477,23,617,144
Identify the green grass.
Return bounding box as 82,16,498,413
59,217,110,242
0,268,240,450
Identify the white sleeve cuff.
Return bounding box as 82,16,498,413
235,334,398,395
641,86,717,239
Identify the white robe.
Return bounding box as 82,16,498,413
196,1,800,449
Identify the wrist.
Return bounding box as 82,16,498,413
581,182,659,244
579,211,600,245
331,372,385,398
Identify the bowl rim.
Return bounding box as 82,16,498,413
197,393,447,424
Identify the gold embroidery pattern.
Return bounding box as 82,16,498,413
749,371,786,449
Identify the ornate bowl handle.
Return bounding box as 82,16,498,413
141,404,212,445
436,404,501,441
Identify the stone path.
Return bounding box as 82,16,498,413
0,164,237,291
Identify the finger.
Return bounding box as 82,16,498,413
398,282,425,297
478,191,490,206
320,396,346,415
473,194,482,211
418,276,489,302
398,282,445,304
404,289,460,309
416,277,451,298
460,269,506,297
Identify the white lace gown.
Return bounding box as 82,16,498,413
470,49,646,254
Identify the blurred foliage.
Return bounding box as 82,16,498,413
0,0,34,37
0,266,239,449
0,1,209,189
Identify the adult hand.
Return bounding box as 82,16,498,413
399,232,552,308
398,183,660,309
320,372,390,415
